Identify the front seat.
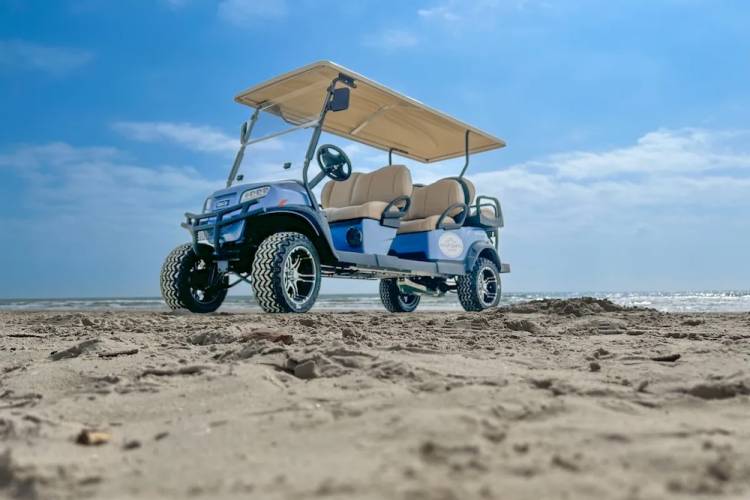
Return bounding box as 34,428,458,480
321,165,412,223
397,178,466,234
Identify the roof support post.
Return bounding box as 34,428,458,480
459,130,470,178
302,73,356,208
387,147,408,165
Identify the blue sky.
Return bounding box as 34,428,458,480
1,0,749,298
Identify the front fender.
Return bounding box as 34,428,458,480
245,206,338,264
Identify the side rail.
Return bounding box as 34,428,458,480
380,195,411,228
436,202,469,230
470,195,504,228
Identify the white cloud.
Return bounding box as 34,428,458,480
468,128,750,235
113,121,282,154
417,5,460,21
0,141,226,296
217,0,287,24
163,0,189,8
0,40,94,75
362,29,419,50
417,0,552,30
0,142,217,215
546,128,750,179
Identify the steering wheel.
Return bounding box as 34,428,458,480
316,144,352,181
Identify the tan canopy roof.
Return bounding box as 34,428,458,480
235,61,505,163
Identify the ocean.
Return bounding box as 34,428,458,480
1,291,748,313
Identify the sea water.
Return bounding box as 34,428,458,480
1,291,748,313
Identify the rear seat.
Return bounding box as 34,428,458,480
321,165,412,223
457,177,503,228
397,178,466,234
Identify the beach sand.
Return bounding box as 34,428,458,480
1,298,749,499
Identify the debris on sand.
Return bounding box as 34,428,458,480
76,429,111,446
50,339,100,361
98,348,139,358
123,439,141,450
503,297,630,317
139,365,205,377
651,353,681,363
683,318,705,326
589,361,601,372
292,359,318,380
685,380,750,400
551,454,580,472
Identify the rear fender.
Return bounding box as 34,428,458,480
464,241,501,272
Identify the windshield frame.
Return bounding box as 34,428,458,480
225,73,353,209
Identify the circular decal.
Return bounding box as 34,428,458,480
438,232,464,258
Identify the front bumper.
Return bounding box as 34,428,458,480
181,199,259,258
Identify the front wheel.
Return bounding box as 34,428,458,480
160,243,227,313
379,279,421,313
251,232,321,313
457,257,501,312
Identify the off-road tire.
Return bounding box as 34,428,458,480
379,278,421,313
457,257,501,312
251,232,321,313
160,243,227,313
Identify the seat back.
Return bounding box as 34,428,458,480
320,173,362,208
404,178,464,221
321,165,412,208
455,177,476,205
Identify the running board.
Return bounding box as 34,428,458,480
334,251,465,277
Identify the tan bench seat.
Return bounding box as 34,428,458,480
321,165,412,223
397,178,465,234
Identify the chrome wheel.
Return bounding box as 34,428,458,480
188,258,223,304
478,266,498,307
282,246,317,306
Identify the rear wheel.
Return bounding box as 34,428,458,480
379,278,421,313
160,243,227,313
251,232,321,313
457,257,501,311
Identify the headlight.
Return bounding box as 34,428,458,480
203,198,213,213
240,185,270,203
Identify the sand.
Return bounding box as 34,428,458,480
1,298,749,499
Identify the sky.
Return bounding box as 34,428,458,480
1,0,749,298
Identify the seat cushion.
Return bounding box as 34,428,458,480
324,201,389,223
397,215,454,234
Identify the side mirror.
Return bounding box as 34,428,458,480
328,88,350,112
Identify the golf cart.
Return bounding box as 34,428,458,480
160,61,510,313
